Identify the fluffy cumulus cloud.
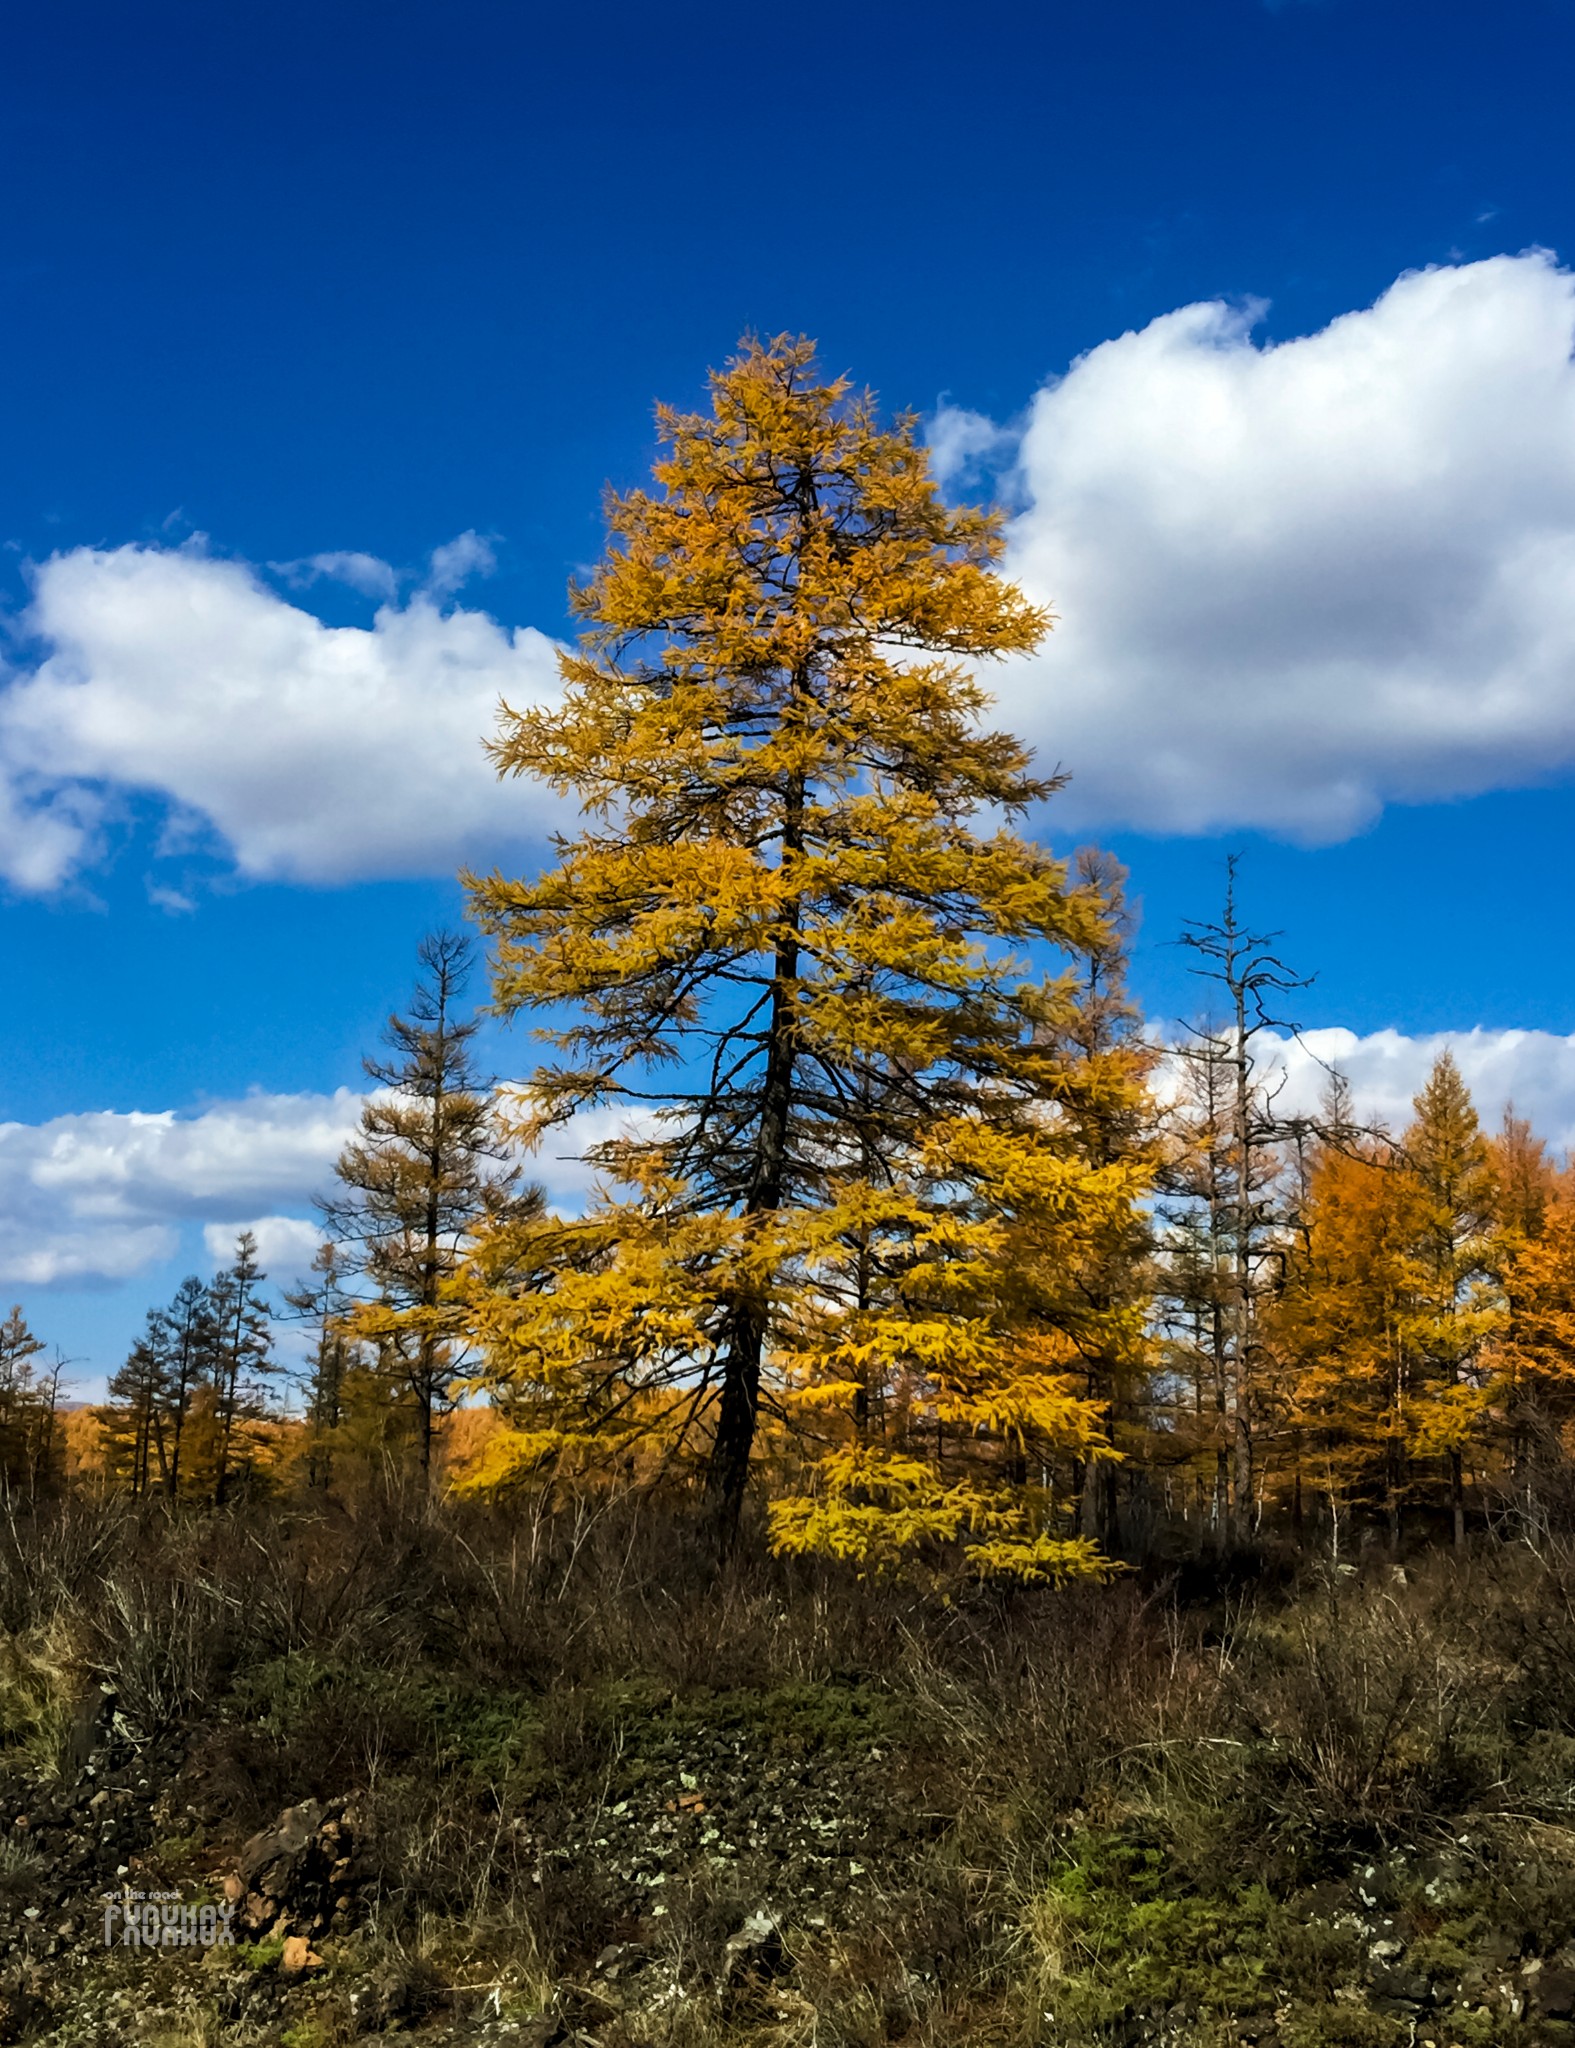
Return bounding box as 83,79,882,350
1260,1027,1575,1153
0,1091,364,1287
7,254,1575,890
938,251,1575,839
0,539,562,889
0,1088,646,1291
201,1215,325,1275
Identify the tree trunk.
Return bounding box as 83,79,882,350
214,1366,236,1508
151,1410,171,1498
706,770,804,1545
1230,987,1255,1548
709,1298,765,1545
1213,1446,1230,1556
1233,1412,1255,1547
1078,1427,1120,1553
418,1370,434,1486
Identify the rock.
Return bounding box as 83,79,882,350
1369,1963,1432,2007
1356,1867,1403,1910
280,1934,322,1975
1528,1964,1575,2021
232,1796,369,1937
594,1940,649,1980
722,1907,788,1999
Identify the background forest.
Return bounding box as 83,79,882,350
11,886,1570,1581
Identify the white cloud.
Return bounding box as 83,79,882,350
0,1090,363,1287
202,1214,324,1281
7,256,1575,891
0,773,99,894
952,251,1575,839
1256,1027,1575,1154
0,541,562,888
273,551,401,602
926,406,1019,493
0,1087,653,1291
0,1224,179,1291
424,530,497,597
268,533,499,606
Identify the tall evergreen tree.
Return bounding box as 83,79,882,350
1159,862,1310,1544
1493,1185,1575,1525
208,1230,276,1504
1042,849,1158,1554
1402,1052,1503,1546
103,1336,168,1498
283,1241,356,1491
0,1307,55,1498
462,335,1151,1572
1271,1129,1428,1549
1490,1106,1557,1244
151,1274,217,1500
326,930,538,1483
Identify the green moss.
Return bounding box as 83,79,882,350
229,1654,545,1783
1407,1918,1485,1980
234,1935,286,1970
279,2022,333,2048
1032,1834,1285,2032
146,1827,206,1868
1276,2011,1411,2048
1026,1832,1480,2046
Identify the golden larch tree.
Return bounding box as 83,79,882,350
461,336,1152,1572
1401,1052,1503,1546
1271,1134,1429,1547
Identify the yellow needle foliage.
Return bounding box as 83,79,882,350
1491,1170,1575,1482
1271,1139,1429,1520
460,335,1152,1577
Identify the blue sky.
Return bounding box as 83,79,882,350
5,0,1575,1390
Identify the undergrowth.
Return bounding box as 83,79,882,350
1,1495,1573,2043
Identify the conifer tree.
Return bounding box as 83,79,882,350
326,931,539,1483
0,1307,56,1497
1041,849,1158,1553
1493,1188,1575,1523
284,1241,356,1491
1402,1052,1502,1546
208,1230,276,1504
150,1274,217,1499
1159,863,1309,1544
103,1337,168,1498
462,335,1151,1570
1271,1130,1428,1548
1491,1107,1557,1244
1157,1045,1238,1546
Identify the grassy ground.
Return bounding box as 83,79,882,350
2,1494,1574,2045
